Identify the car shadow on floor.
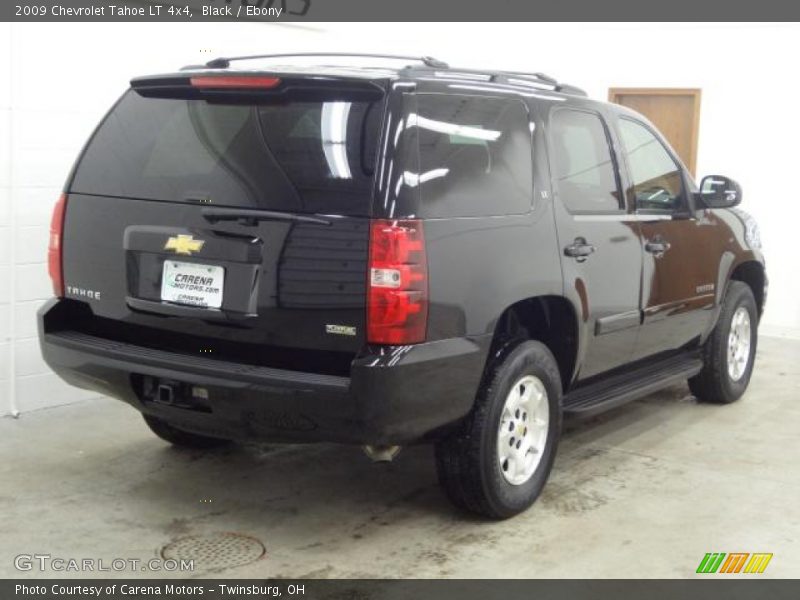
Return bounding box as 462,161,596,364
116,382,697,533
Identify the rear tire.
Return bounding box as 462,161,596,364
435,340,562,519
689,281,758,404
143,415,232,449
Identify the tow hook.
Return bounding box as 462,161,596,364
363,445,402,463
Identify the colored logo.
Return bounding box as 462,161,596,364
696,552,773,574
164,234,205,256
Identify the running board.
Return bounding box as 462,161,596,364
563,353,703,419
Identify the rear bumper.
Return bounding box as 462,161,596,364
38,299,490,445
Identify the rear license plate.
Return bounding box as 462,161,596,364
161,260,224,309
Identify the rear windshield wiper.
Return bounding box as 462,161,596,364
201,207,331,226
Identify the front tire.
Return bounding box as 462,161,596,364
435,340,562,519
143,415,232,449
689,281,758,404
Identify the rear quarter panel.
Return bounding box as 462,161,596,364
378,83,565,342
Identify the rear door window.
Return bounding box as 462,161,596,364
414,94,533,218
70,90,385,216
550,109,623,214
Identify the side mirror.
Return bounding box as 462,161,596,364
696,175,742,208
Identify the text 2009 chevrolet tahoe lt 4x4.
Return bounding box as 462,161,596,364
39,54,766,518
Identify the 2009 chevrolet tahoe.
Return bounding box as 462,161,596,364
39,53,766,518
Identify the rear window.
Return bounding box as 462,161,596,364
414,94,533,218
70,90,385,216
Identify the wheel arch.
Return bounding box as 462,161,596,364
728,260,766,320
484,296,579,392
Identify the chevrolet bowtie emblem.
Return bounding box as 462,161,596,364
164,234,205,255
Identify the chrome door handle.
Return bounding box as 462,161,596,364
645,237,671,257
564,237,596,262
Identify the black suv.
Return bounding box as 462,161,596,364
39,54,766,518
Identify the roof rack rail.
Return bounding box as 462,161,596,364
498,71,587,96
502,71,558,85
418,65,588,97
192,53,449,70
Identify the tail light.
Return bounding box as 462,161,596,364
47,194,67,297
367,219,428,344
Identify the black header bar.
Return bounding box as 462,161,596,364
3,0,800,22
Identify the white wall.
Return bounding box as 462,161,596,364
2,22,798,416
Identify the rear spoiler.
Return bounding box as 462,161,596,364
130,72,386,101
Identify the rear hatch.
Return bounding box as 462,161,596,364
60,73,387,373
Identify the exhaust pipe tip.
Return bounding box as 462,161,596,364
363,445,402,463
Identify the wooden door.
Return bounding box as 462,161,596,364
608,88,701,176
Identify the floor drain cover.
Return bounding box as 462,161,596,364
161,532,266,570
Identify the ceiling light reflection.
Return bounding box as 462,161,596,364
408,113,501,142
321,101,352,179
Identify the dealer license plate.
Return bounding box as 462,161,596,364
161,260,225,309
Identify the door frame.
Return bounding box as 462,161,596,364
607,108,716,362
542,103,644,380
608,88,702,176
